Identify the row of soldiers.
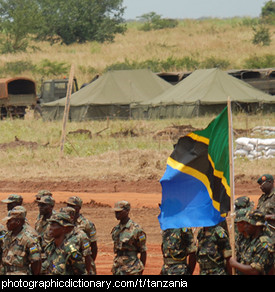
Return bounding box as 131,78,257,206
0,173,274,275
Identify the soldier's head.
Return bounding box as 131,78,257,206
3,206,26,232
243,210,266,236
59,206,76,232
67,196,82,218
38,195,55,216
234,196,254,211
35,190,53,202
257,174,274,195
235,208,249,236
48,212,74,239
114,200,130,222
1,194,23,211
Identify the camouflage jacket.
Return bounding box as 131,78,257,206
111,219,147,275
2,225,41,275
161,228,196,275
196,225,232,275
76,214,97,243
239,231,274,275
43,237,86,275
256,189,275,217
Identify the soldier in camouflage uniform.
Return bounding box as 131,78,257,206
160,227,196,275
111,200,147,275
1,208,41,275
42,212,86,275
229,210,274,275
35,195,55,252
67,196,97,274
196,224,232,275
35,190,53,202
60,206,92,274
256,174,275,244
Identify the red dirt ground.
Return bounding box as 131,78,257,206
0,178,260,275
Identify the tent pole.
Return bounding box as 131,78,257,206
60,64,75,157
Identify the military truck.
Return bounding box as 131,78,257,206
0,77,37,119
39,77,79,104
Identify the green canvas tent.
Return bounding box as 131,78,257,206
131,68,275,119
41,69,172,121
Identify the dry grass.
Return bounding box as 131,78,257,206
0,19,274,86
0,113,274,182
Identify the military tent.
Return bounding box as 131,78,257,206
42,69,172,121
131,68,275,119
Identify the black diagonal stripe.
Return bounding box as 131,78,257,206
171,136,230,213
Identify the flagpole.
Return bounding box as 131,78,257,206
227,98,236,275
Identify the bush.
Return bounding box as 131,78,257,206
252,25,271,46
243,54,275,69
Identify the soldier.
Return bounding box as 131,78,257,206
35,195,55,252
42,212,86,275
111,200,147,275
60,206,92,274
1,208,41,275
235,196,254,211
1,194,23,211
229,210,274,275
196,224,232,275
256,174,275,242
67,196,97,274
160,228,196,275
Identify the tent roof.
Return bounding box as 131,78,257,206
140,68,275,106
43,69,172,107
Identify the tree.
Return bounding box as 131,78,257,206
137,12,178,31
261,0,275,24
0,0,41,53
36,0,127,45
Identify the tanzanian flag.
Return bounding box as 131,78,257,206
158,107,231,230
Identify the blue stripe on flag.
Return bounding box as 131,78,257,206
158,164,225,230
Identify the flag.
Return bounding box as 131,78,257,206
158,107,231,230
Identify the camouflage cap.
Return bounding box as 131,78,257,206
38,195,55,207
235,208,249,223
243,210,266,226
3,206,26,222
67,196,82,207
114,200,130,211
59,206,75,224
35,190,53,201
48,212,74,227
1,194,23,204
235,196,254,211
257,174,274,185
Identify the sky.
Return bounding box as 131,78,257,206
122,0,269,20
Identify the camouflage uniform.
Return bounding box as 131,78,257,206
161,228,196,275
196,224,232,275
111,201,147,275
238,210,274,275
43,213,86,275
35,196,55,252
60,207,92,273
1,208,41,275
67,196,97,274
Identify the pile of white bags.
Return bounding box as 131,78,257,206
235,137,275,160
251,126,275,137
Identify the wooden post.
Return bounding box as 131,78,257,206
60,64,75,157
227,98,236,275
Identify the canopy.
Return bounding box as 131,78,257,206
42,69,172,121
131,68,275,119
